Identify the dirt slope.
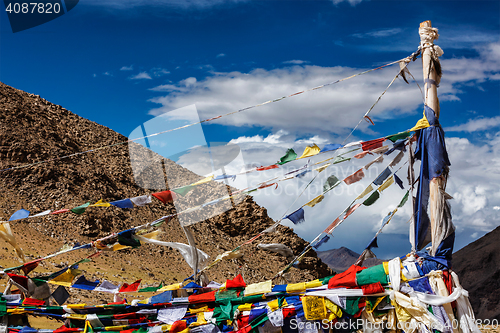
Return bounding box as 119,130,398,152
453,226,500,320
0,82,332,305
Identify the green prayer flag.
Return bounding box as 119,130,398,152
134,327,148,333
386,131,410,143
323,175,340,192
332,156,351,164
363,191,380,206
320,275,335,285
71,202,91,215
0,300,6,316
398,191,409,208
139,284,162,292
172,185,195,197
277,148,297,165
356,264,388,286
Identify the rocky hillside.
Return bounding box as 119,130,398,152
453,226,500,320
0,82,331,304
317,246,383,272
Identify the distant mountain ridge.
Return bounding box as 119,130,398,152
317,246,383,272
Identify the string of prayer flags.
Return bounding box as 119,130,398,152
361,138,385,151
51,208,70,214
320,143,342,153
118,279,141,293
49,268,81,287
70,202,91,214
110,198,134,209
324,218,340,234
29,210,51,218
373,167,391,186
362,191,380,206
277,149,297,165
130,195,152,206
343,168,365,185
9,209,30,221
378,176,395,192
312,235,330,249
285,208,305,225
356,185,373,200
343,204,362,219
299,144,320,159
152,190,176,204
305,195,324,208
323,175,340,192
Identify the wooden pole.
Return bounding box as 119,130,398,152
420,20,440,118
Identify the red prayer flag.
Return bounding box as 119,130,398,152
258,183,277,190
343,169,365,185
328,265,366,289
7,273,29,290
226,274,246,288
361,282,385,295
188,290,216,303
170,320,187,333
343,204,362,219
282,307,296,318
324,217,341,234
361,138,385,151
53,326,80,333
118,279,142,293
152,191,177,204
51,209,70,215
353,151,372,159
21,260,42,275
237,315,250,329
22,297,45,306
256,164,279,171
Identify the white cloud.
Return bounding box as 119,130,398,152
331,0,363,6
352,28,403,39
93,73,97,78
103,71,113,76
152,68,170,77
83,0,247,9
120,65,133,71
129,72,153,80
283,60,309,65
445,116,500,132
216,53,226,58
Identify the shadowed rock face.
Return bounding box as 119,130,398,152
0,82,332,302
317,246,383,273
453,226,500,321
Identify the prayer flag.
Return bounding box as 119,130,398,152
305,195,324,208
394,173,404,189
71,202,91,214
313,235,330,249
9,209,30,221
152,190,177,204
90,199,111,208
118,279,141,293
373,167,391,186
51,208,70,214
118,229,141,248
299,144,320,159
344,168,365,185
72,275,99,291
244,280,272,296
256,164,279,171
398,191,409,208
278,148,297,165
94,280,119,293
110,198,134,209
285,208,305,225
378,176,394,192
314,163,330,173
324,217,340,234
226,274,246,288
361,138,385,151
52,285,70,305
362,191,380,206
386,131,410,143
214,174,236,181
302,296,327,321
130,195,152,206
150,291,173,304
49,269,80,287
192,175,214,186
354,151,372,159
410,112,430,131
323,175,340,192
320,143,342,153
356,185,373,200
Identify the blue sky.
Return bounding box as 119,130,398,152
1,0,499,261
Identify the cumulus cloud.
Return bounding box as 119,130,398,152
331,0,363,6
129,72,153,80
352,28,403,39
445,116,500,132
83,0,247,9
216,53,226,58
283,60,309,65
120,65,133,71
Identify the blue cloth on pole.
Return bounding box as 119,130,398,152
272,284,287,292
184,282,202,289
72,275,100,291
366,236,378,250
285,208,305,225
320,144,343,153
413,106,451,251
150,290,173,304
313,235,330,249
408,277,433,294
110,198,135,209
385,139,407,155
9,209,30,221
373,167,391,186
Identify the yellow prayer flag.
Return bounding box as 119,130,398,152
192,175,214,186
267,299,288,312
325,298,342,320
0,222,25,261
410,112,430,131
383,262,390,275
189,305,209,314
286,282,306,293
356,185,373,200
299,144,321,159
378,176,394,192
189,313,208,327
314,163,331,173
104,325,128,331
158,283,183,291
244,280,272,296
65,314,87,320
238,303,253,312
90,199,111,208
302,296,327,321
304,279,323,289
112,243,130,251
305,195,324,208
66,304,87,309
49,269,80,287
